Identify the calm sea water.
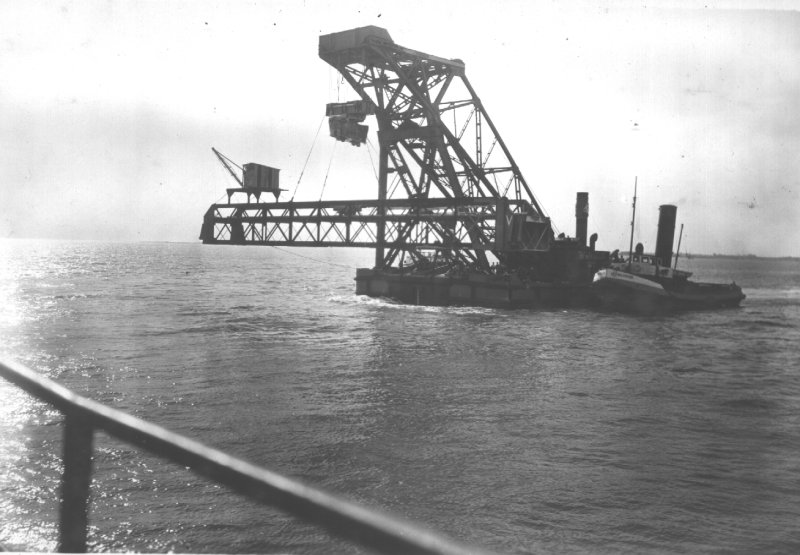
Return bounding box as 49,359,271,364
1,239,799,553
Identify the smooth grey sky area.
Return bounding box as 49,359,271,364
1,1,799,256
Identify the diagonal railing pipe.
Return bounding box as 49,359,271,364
0,358,488,555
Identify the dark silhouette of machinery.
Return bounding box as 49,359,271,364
200,27,609,306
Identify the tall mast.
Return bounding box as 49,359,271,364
627,177,638,264
673,223,684,269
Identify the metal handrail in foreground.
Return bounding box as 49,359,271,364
0,359,486,554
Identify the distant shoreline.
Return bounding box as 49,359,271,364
1,237,798,260
684,253,799,261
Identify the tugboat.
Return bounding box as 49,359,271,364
592,203,745,314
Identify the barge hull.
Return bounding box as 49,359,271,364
355,269,598,309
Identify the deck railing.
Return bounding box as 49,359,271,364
0,358,485,554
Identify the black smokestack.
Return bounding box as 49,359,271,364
575,192,588,247
655,204,677,267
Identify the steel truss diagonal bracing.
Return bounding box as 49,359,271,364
200,27,554,272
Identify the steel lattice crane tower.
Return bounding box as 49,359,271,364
200,27,609,308
319,26,552,271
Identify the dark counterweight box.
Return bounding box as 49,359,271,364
243,163,280,193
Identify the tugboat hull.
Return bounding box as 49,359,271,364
591,269,670,313
592,268,745,314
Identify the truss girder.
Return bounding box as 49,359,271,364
199,198,540,256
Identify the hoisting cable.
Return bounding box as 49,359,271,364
318,141,337,201
220,152,243,171
366,137,379,182
290,116,326,202
268,245,352,269
387,173,402,198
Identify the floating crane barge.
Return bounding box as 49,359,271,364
200,26,610,307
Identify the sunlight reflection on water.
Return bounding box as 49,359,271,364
1,240,799,553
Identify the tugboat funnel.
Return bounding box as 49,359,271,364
655,204,677,267
575,192,589,247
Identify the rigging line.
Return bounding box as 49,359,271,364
366,138,379,182
214,148,243,172
221,153,243,171
501,175,514,197
318,141,337,201
268,245,352,269
290,116,326,202
387,173,402,198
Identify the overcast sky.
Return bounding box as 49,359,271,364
2,0,799,256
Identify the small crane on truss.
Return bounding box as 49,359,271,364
211,147,243,187
210,147,282,203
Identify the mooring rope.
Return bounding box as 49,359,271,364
268,245,352,269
